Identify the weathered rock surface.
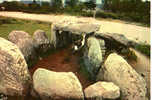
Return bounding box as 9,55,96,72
97,53,147,100
8,31,37,66
33,30,51,54
0,37,31,96
84,81,120,100
53,22,100,35
33,68,84,100
83,37,102,79
8,31,31,44
51,22,100,48
97,39,106,58
95,32,138,50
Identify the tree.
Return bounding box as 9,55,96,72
33,0,37,4
65,0,79,7
84,0,96,10
51,0,62,9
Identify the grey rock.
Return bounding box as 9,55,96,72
8,31,31,44
33,68,84,100
53,22,100,35
97,39,106,58
95,32,138,48
0,37,31,96
33,30,51,54
83,37,102,79
84,81,120,100
51,23,100,48
8,31,37,66
98,53,147,100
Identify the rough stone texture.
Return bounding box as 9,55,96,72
95,32,138,50
33,68,84,100
8,31,31,44
8,31,37,66
83,37,102,79
0,37,31,96
98,53,147,100
53,22,100,35
33,30,51,54
84,81,120,100
51,22,100,48
97,39,106,58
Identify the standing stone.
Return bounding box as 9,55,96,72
0,37,31,96
98,53,147,100
33,30,51,54
84,81,120,100
8,31,37,66
83,37,102,79
33,68,84,100
98,39,106,58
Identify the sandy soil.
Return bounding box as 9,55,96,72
0,11,150,44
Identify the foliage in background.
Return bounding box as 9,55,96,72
103,0,150,25
0,0,150,25
84,0,96,10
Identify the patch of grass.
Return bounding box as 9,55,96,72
0,16,52,39
135,44,150,57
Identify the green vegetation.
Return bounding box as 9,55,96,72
135,44,150,57
0,16,52,39
0,0,150,26
120,48,137,62
103,0,150,26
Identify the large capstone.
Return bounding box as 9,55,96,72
0,37,31,96
33,68,84,100
51,22,100,48
97,53,147,100
95,32,138,47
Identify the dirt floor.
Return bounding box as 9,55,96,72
29,47,94,89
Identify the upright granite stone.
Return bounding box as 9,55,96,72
0,37,31,96
83,37,102,79
33,68,84,100
8,31,37,66
33,30,51,54
97,39,106,58
97,53,147,100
